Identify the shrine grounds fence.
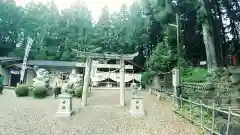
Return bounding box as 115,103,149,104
148,86,240,135
172,95,240,135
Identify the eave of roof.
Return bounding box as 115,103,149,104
27,60,78,67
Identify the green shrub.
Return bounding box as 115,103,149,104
141,71,155,88
15,85,29,97
53,87,61,96
0,86,3,94
33,87,48,98
75,87,83,98
182,67,208,82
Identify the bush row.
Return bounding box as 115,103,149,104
15,84,83,99
15,85,48,98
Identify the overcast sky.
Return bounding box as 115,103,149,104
15,0,134,21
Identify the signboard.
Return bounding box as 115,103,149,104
10,70,20,75
172,68,180,87
200,61,207,65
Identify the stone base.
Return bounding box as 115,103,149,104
56,111,72,117
130,110,145,117
117,103,126,107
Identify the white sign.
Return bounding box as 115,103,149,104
172,68,180,87
10,70,20,75
200,61,207,65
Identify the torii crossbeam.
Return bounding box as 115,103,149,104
73,49,138,107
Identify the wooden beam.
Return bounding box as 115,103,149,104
72,49,138,60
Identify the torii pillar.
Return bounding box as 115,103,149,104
81,57,92,107
120,58,125,106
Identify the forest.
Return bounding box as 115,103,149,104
0,0,240,73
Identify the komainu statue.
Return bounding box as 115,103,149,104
67,69,82,90
33,68,50,88
51,73,62,98
60,69,82,95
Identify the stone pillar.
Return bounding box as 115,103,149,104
130,84,145,116
172,68,180,106
81,57,92,107
172,68,180,97
56,93,72,117
148,87,152,94
120,58,125,106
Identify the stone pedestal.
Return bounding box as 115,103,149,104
130,96,145,116
56,93,72,117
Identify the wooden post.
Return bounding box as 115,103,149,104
200,100,203,128
81,57,92,107
189,97,192,122
226,107,231,135
172,94,175,111
211,102,215,134
120,58,125,106
180,95,183,115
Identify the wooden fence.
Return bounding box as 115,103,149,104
173,95,240,135
149,80,240,135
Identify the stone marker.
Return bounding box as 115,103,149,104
130,96,145,116
56,92,72,117
130,82,145,116
131,82,138,96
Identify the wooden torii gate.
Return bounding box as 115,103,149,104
74,50,138,107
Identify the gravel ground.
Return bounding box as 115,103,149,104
0,89,201,135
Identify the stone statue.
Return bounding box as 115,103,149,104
131,82,138,96
51,73,62,98
67,69,82,90
61,81,70,94
32,68,50,88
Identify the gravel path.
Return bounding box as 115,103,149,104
0,89,200,135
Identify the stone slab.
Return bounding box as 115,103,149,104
130,110,145,117
56,111,72,117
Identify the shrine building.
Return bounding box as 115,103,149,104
0,57,140,88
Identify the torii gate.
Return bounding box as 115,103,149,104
74,50,138,107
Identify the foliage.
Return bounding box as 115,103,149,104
0,86,3,94
141,71,155,88
53,87,61,96
148,38,178,73
74,87,83,98
1,1,148,66
182,68,208,82
15,84,29,97
0,0,239,78
0,75,3,94
33,87,48,98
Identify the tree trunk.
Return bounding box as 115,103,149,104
202,21,217,72
201,0,218,72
